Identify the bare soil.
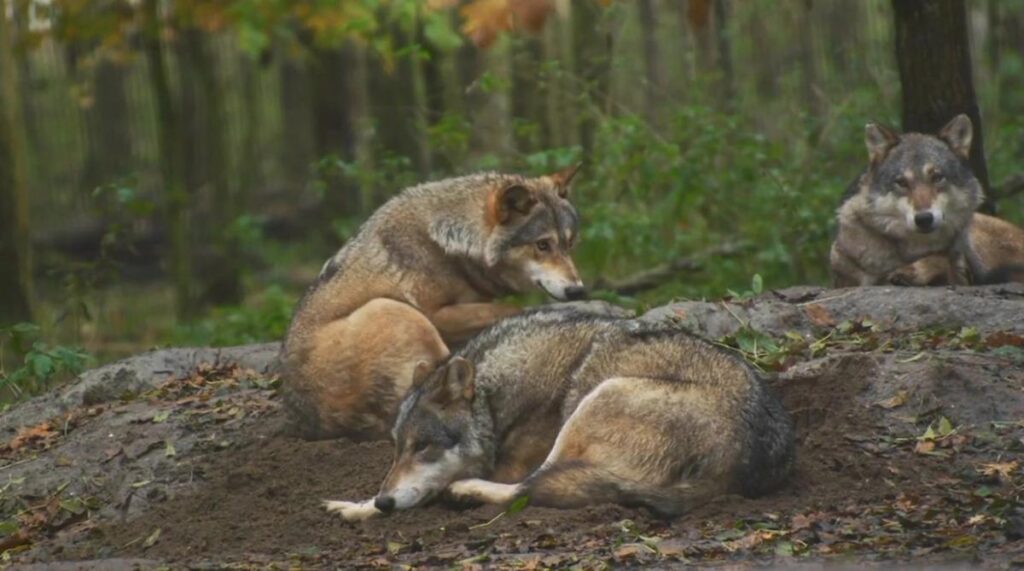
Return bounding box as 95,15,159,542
2,288,1024,569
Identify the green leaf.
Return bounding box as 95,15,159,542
751,274,763,295
505,495,529,515
937,416,954,436
774,540,795,556
143,528,162,548
152,410,171,423
29,353,55,379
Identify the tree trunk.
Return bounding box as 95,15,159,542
891,0,993,212
637,0,661,123
0,0,33,325
82,57,133,192
142,0,192,320
181,29,241,307
572,0,612,153
712,0,735,106
510,36,547,151
309,42,360,217
279,47,314,191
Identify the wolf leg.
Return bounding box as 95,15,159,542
291,298,449,440
448,479,523,504
430,303,521,344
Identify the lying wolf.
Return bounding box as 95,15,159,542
282,167,585,441
324,309,795,520
831,114,984,286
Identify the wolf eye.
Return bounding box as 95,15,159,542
413,440,430,453
894,177,910,190
535,239,552,252
932,172,946,183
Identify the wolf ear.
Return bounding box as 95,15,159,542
441,357,476,402
548,163,582,198
411,360,433,389
865,122,899,165
939,114,973,159
493,184,537,224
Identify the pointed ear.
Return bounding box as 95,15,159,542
548,163,582,198
939,114,973,159
865,122,899,165
492,184,537,224
411,360,433,389
442,357,475,402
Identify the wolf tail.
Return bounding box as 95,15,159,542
973,264,1024,285
522,460,716,518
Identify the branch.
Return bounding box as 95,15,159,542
593,242,746,296
992,173,1024,202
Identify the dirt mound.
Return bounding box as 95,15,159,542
3,291,1024,568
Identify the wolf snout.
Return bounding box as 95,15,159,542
914,211,936,232
373,495,395,513
564,285,587,301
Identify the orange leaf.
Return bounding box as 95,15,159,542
803,303,835,327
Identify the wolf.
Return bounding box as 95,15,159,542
282,167,585,441
323,309,795,521
830,114,983,287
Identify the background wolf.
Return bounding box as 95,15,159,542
830,114,1024,287
325,308,795,521
282,168,584,441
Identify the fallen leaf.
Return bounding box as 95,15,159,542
914,440,935,455
875,390,908,409
804,304,835,327
978,460,1018,481
143,528,161,548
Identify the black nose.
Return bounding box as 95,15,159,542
914,211,935,231
564,286,587,301
374,496,395,513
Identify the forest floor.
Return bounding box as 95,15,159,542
2,286,1024,569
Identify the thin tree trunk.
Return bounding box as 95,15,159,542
892,0,992,212
638,0,661,123
572,0,612,153
712,0,735,105
142,0,192,320
185,30,240,307
82,57,133,192
279,47,314,190
510,36,547,151
0,0,33,325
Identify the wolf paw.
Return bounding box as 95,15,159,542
323,499,380,521
448,479,521,504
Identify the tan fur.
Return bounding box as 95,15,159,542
282,171,582,440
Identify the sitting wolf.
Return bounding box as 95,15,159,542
324,309,795,520
831,114,983,286
282,167,585,441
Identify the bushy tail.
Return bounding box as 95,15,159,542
973,264,1024,285
523,461,716,518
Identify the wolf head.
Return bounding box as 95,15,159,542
480,165,585,301
372,358,490,514
860,114,982,238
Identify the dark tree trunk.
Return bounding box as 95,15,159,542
891,0,993,212
368,20,429,178
0,0,33,325
572,0,612,153
142,0,193,320
796,0,821,116
310,43,360,217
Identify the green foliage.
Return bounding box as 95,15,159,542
171,286,296,347
0,323,92,398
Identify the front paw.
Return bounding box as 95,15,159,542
323,499,380,521
448,479,521,504
886,268,918,286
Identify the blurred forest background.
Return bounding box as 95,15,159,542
2,0,1024,397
